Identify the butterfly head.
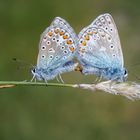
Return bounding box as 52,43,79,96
122,68,128,81
101,67,128,82
31,67,44,81
115,67,128,82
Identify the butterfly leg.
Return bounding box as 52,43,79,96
93,75,102,84
98,75,103,82
30,75,36,82
92,76,100,84
44,79,48,85
56,75,64,83
56,76,60,83
59,74,64,83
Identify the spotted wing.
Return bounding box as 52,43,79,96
37,17,77,71
77,13,124,69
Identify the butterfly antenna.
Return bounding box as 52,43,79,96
30,74,36,82
127,63,140,80
127,62,140,70
126,69,139,81
12,58,34,69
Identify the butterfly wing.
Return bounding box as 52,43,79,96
78,13,124,70
37,17,77,72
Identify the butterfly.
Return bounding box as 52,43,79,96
76,13,128,82
31,17,78,82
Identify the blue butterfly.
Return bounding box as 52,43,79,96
31,17,78,82
77,13,128,82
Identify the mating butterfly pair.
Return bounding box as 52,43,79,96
31,13,128,83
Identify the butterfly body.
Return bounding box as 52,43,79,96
32,61,77,81
32,17,78,81
77,13,128,82
82,65,127,82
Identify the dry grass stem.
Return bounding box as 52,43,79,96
73,81,140,100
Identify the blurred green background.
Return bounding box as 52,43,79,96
0,0,140,140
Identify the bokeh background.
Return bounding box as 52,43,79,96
0,0,140,139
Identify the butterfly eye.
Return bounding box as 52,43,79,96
41,46,46,50
124,69,128,76
41,55,46,59
47,41,51,45
32,68,36,73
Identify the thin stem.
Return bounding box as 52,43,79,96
0,81,74,88
0,80,140,101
